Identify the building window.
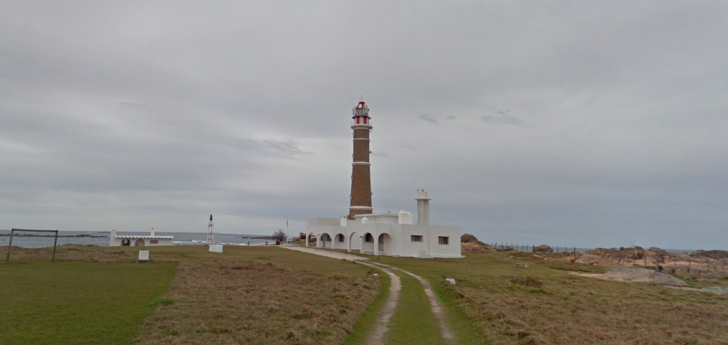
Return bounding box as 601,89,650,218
150,240,158,244
364,233,373,243
337,234,345,242
411,235,423,242
438,236,449,245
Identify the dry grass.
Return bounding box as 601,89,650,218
343,250,728,345
132,258,379,345
5,245,381,345
444,259,728,344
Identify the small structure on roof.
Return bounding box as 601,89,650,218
109,228,174,247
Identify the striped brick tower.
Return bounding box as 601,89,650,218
348,100,373,219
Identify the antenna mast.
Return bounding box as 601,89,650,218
206,214,214,246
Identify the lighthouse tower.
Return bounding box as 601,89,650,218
348,100,373,219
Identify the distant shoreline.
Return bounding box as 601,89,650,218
0,234,106,238
239,236,276,240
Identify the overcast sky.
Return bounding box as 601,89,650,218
1,1,726,249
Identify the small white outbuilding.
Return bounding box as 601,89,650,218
109,229,174,247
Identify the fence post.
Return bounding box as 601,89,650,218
52,230,58,262
5,229,14,261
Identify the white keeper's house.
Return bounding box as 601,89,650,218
109,229,174,247
303,100,462,258
305,189,462,258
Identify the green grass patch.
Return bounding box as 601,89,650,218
431,280,490,345
385,272,444,345
0,260,176,345
345,267,391,345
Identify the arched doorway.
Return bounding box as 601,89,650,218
319,233,332,248
362,233,374,253
333,233,345,249
377,233,393,255
306,232,315,247
121,239,130,246
348,232,358,252
134,239,145,247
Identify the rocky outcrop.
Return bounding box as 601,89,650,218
461,233,478,243
533,245,553,254
691,250,728,260
460,234,493,253
461,242,494,253
573,246,728,276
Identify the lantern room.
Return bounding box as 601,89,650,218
352,101,371,125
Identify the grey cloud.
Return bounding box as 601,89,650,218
1,2,727,249
417,114,439,124
118,102,147,110
398,144,418,151
480,113,523,126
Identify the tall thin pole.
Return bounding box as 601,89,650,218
5,229,14,261
52,230,58,262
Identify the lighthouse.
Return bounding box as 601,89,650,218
348,100,373,219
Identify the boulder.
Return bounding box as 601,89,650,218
461,242,493,254
533,245,553,254
461,233,479,243
575,253,602,265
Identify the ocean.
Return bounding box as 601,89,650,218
0,230,273,248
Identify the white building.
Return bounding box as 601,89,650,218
109,229,174,247
305,190,462,258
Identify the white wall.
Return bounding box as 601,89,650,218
109,235,174,247
426,226,462,257
305,220,462,258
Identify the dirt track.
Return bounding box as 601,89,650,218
282,246,455,345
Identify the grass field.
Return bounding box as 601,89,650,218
0,260,177,345
1,245,381,345
8,244,726,345
354,251,728,345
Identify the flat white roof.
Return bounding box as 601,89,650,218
114,235,174,239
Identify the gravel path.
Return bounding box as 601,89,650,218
281,246,455,345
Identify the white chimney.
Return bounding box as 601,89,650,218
416,189,431,225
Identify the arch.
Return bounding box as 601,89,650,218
377,233,393,255
121,239,130,246
332,233,345,250
306,232,316,247
364,233,374,242
319,233,332,248
361,232,374,254
134,239,145,247
348,232,358,252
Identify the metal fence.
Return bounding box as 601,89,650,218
490,243,590,254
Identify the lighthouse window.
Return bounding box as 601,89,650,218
438,236,449,245
411,235,423,242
